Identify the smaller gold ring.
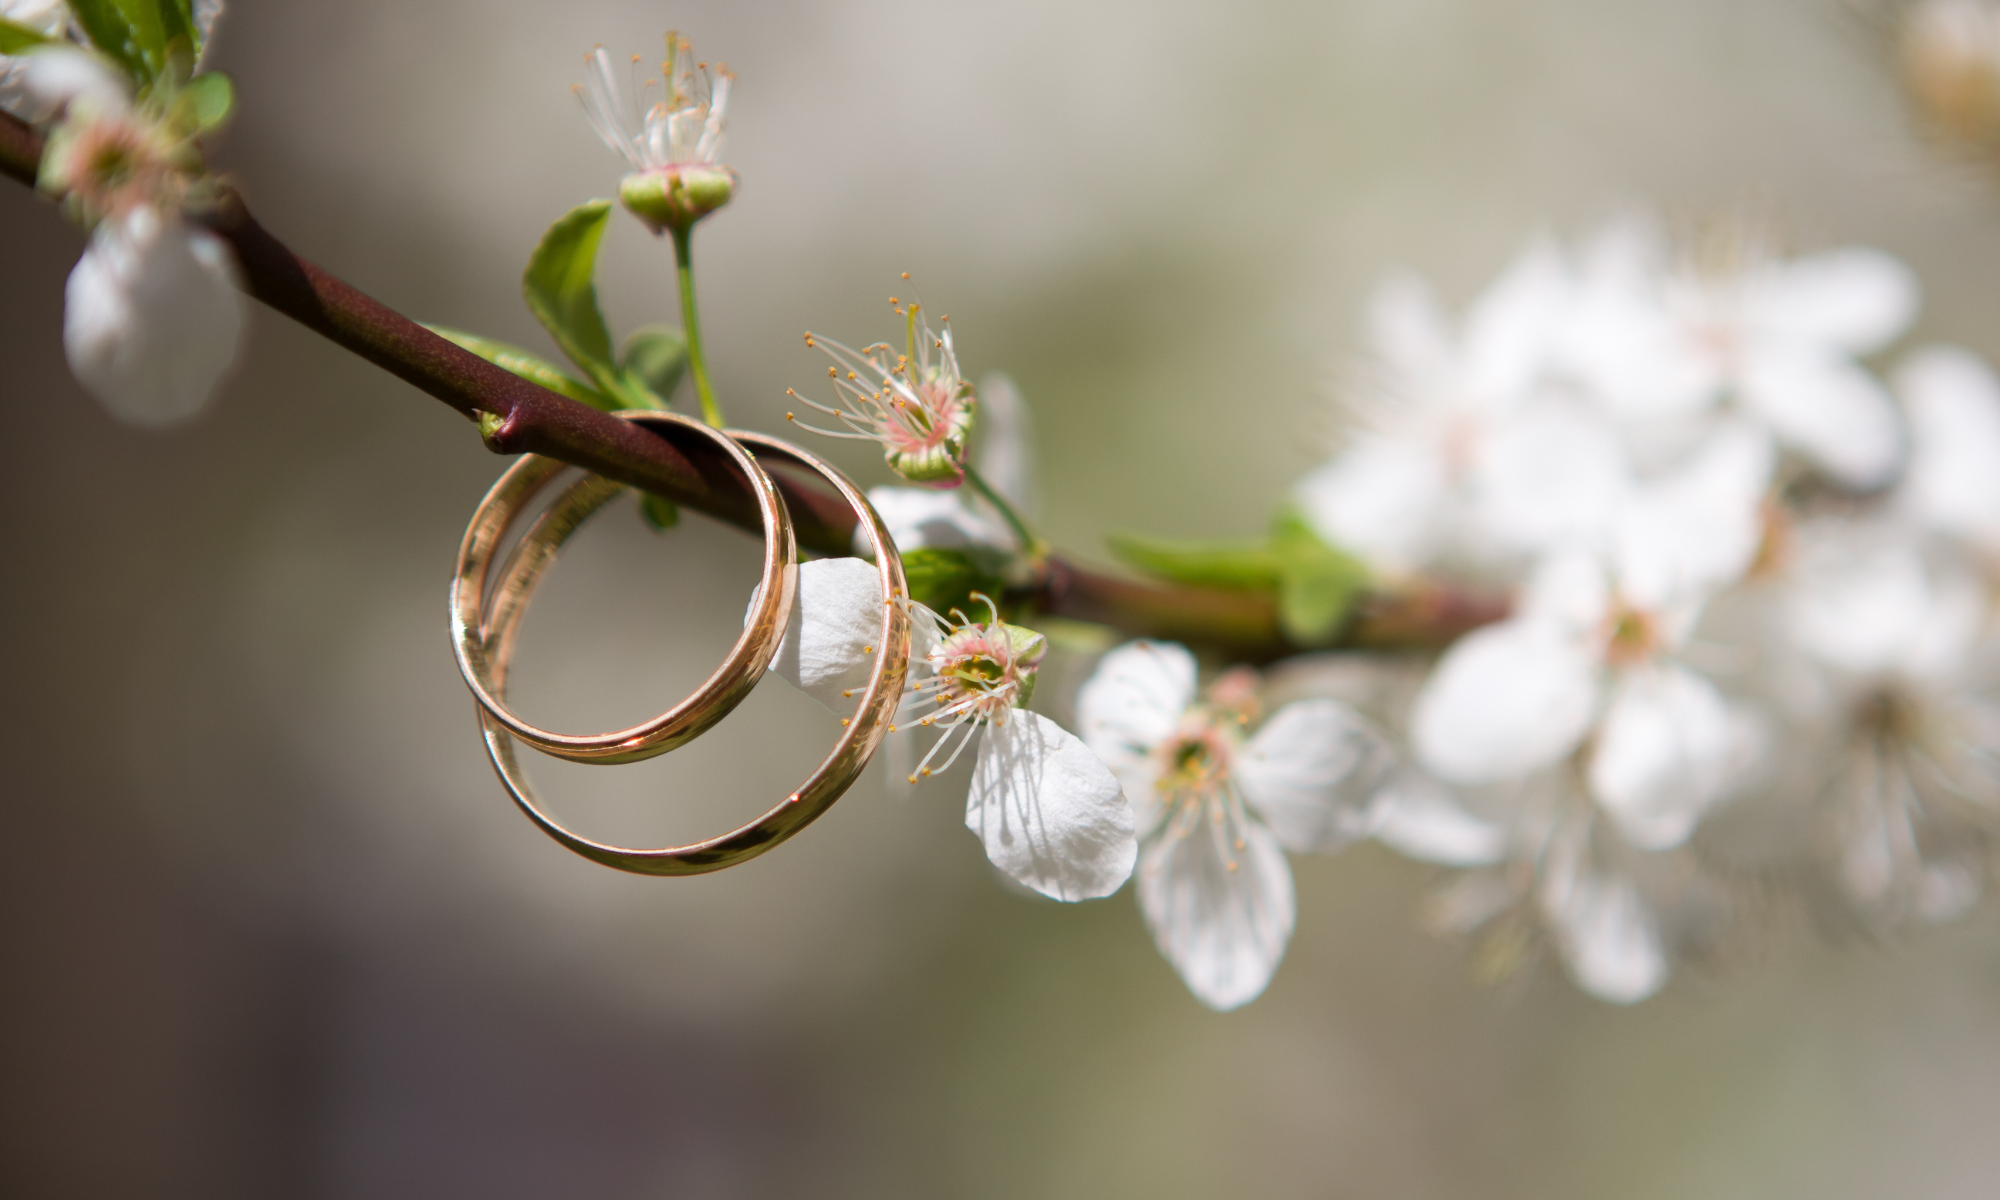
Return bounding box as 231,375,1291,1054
476,426,912,875
450,410,796,764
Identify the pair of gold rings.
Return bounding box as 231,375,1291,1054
448,411,912,874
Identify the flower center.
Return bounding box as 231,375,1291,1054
1155,714,1236,798
1603,601,1659,667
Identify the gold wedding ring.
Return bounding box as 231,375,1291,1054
455,414,912,875
451,410,796,764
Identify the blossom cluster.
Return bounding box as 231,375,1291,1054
1298,217,2000,1002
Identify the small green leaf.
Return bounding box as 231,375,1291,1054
427,325,615,410
1278,558,1365,645
1112,510,1370,645
638,493,681,531
175,70,233,133
620,325,687,407
1269,510,1369,644
67,0,148,80
522,200,657,409
901,547,1004,617
1106,532,1285,590
0,18,52,53
69,0,194,83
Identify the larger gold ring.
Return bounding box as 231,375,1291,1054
450,410,796,764
475,422,912,875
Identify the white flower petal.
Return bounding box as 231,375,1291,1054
856,486,1012,558
1588,664,1747,850
972,371,1036,517
1788,532,1933,676
1896,345,2000,553
1540,869,1668,1004
1364,269,1454,381
0,1,71,121
761,557,884,711
1234,699,1393,853
64,208,243,426
1518,553,1611,631
1410,619,1599,786
1614,421,1773,610
1371,774,1508,866
1739,342,1902,489
1471,405,1627,557
1076,640,1198,802
20,44,128,115
1746,247,1918,355
966,711,1136,902
1461,236,1571,402
1138,799,1295,1011
1294,438,1449,572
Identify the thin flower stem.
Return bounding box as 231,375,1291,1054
962,463,1047,563
670,222,723,428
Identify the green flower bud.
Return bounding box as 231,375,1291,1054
617,166,736,234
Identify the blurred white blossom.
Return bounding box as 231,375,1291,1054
1077,642,1391,1010
25,41,243,425
1300,215,1982,1002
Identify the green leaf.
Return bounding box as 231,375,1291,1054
620,325,687,407
1111,511,1370,645
522,200,658,409
174,70,233,133
901,547,1004,617
1269,510,1369,644
1106,532,1285,590
426,325,616,411
68,0,196,83
0,18,52,53
638,493,681,531
67,0,147,79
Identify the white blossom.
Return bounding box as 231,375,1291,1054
1077,641,1392,1010
764,559,1135,902
1409,423,1771,850
1296,240,1587,573
1561,215,1916,488
62,182,243,425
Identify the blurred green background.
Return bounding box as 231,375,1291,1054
6,0,2000,1195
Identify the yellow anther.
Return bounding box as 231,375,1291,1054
863,645,874,654
841,718,851,726
901,271,911,279
907,774,919,784
1226,861,1239,872
921,767,933,777
889,724,898,732
889,296,899,305
828,366,837,377
786,412,796,420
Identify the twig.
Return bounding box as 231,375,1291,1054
0,110,1503,659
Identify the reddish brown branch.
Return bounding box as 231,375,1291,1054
0,110,1503,658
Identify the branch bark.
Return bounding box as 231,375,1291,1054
1,110,1502,659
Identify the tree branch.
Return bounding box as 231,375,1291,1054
0,109,1502,659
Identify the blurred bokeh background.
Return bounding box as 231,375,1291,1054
7,0,2000,1195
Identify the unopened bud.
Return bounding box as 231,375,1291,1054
1899,0,2000,153
618,165,736,234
